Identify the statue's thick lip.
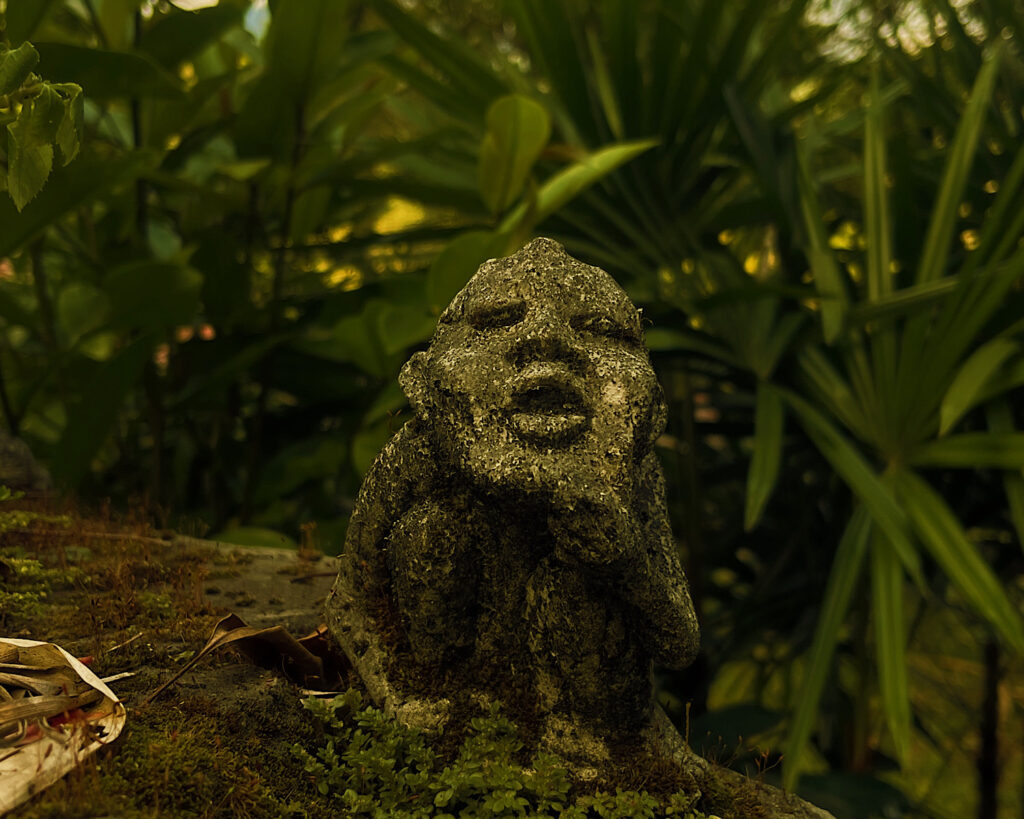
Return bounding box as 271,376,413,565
507,366,589,444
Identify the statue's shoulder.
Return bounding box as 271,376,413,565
346,417,436,549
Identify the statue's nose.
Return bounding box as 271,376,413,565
507,313,583,370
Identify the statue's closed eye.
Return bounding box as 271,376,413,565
469,301,526,330
571,313,640,344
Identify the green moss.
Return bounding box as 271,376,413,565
295,690,713,818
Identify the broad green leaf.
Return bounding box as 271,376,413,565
138,4,243,68
426,230,506,313
51,335,155,486
744,382,783,531
3,1,58,45
57,282,111,344
781,388,923,585
499,139,657,234
105,261,203,329
297,301,400,378
939,337,1020,435
987,401,1024,557
0,150,156,257
234,1,351,158
895,468,1024,652
784,505,871,790
0,42,39,97
33,42,183,100
377,303,436,355
915,44,1002,285
263,0,352,101
478,95,551,215
6,86,64,210
254,437,349,505
871,532,910,764
910,433,1024,469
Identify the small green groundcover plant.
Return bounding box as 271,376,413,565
293,690,714,818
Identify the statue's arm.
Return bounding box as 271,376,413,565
624,454,700,669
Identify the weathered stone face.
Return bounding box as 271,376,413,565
401,238,665,507
328,237,698,755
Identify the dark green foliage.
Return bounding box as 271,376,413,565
294,691,708,818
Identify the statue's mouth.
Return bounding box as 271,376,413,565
508,366,589,444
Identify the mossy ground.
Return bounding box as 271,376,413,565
2,498,337,818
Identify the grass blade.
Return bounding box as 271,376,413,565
744,382,784,531
796,145,847,343
910,433,1024,469
915,43,1003,285
780,388,923,586
783,506,872,790
939,337,1020,435
895,468,1024,651
871,530,910,764
987,401,1024,557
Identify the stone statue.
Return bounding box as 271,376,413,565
327,238,833,819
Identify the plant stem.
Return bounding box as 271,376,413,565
30,238,65,405
130,8,165,513
978,639,999,819
0,354,18,435
241,103,305,521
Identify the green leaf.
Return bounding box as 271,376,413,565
987,401,1024,557
780,387,923,586
478,95,551,215
796,146,846,343
870,532,910,764
6,85,64,210
0,42,39,97
0,150,156,257
744,382,783,531
895,468,1024,652
57,282,111,344
264,0,352,101
426,230,506,313
254,437,349,504
784,505,871,790
51,335,155,487
3,1,58,45
915,44,1002,285
53,83,83,165
138,4,244,68
910,433,1024,469
377,304,436,355
939,337,1020,435
105,261,203,329
499,139,656,235
33,42,183,100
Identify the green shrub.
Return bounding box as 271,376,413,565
293,690,712,818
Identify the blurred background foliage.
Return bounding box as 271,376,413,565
1,0,1023,816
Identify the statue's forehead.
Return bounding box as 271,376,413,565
454,254,632,313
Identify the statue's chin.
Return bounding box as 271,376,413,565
445,426,639,508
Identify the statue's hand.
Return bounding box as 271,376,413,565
546,492,648,576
